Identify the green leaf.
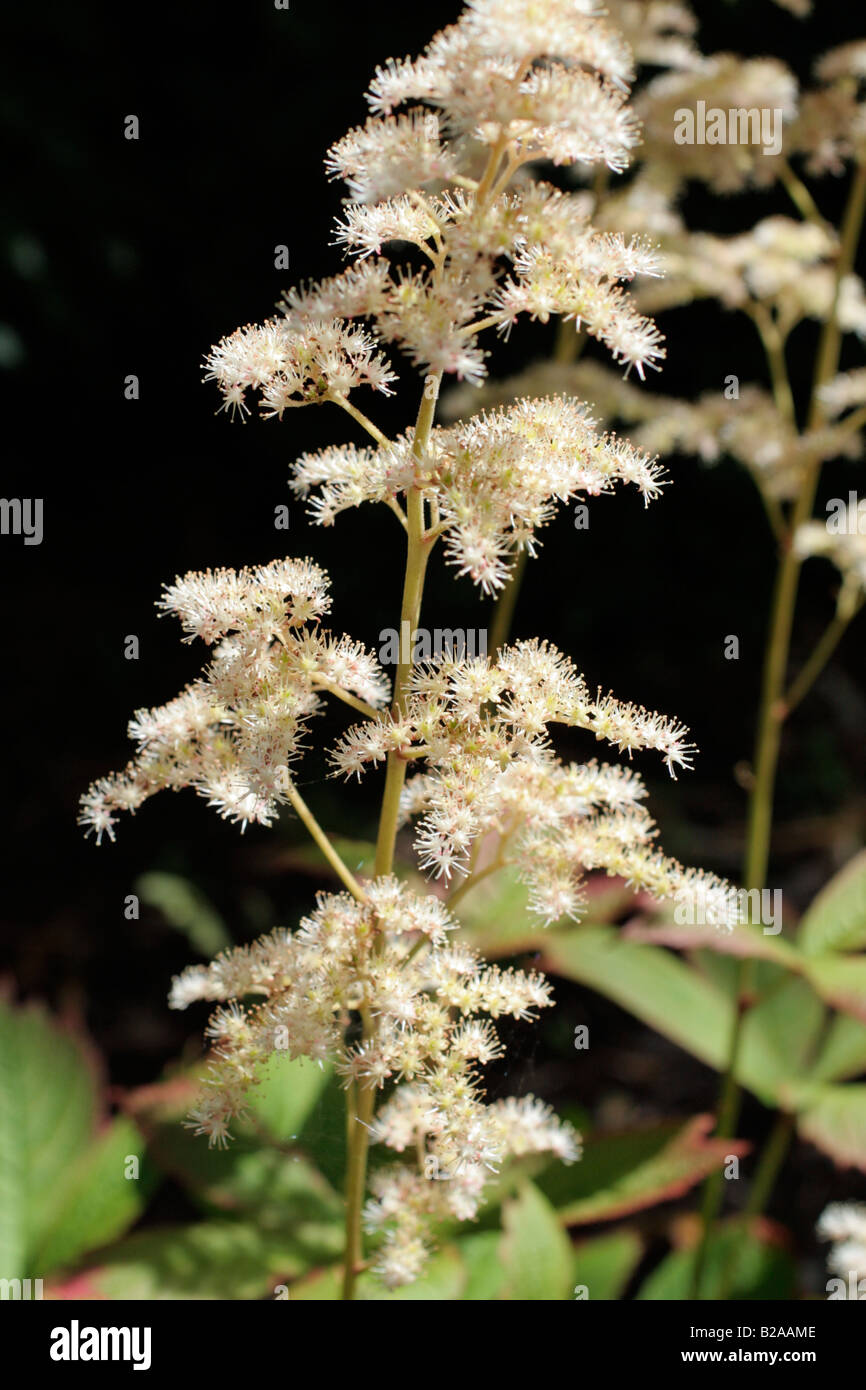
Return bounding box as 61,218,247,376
799,955,866,1025
793,1083,866,1170
572,1228,643,1301
246,1054,333,1144
360,1247,466,1301
458,1231,507,1300
499,1180,574,1300
69,1217,343,1300
540,928,732,1071
539,1116,747,1226
457,868,632,958
138,1115,343,1224
289,1247,466,1301
624,916,798,970
540,927,815,1105
809,1014,866,1083
295,1070,348,1193
739,976,825,1095
278,836,380,881
0,1002,99,1278
798,850,866,956
32,1116,150,1275
455,867,547,956
128,1061,342,1221
135,871,231,956
637,1222,795,1301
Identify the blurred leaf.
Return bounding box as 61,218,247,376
33,1116,150,1275
0,1001,98,1278
457,868,632,957
458,1231,507,1300
68,1217,342,1299
540,927,817,1105
539,928,731,1071
455,868,547,956
134,1110,342,1223
278,836,379,880
624,917,798,969
572,1228,643,1300
127,1058,341,1219
289,1247,466,1301
295,1070,348,1192
499,1180,574,1300
246,1054,333,1144
740,976,825,1093
792,1083,866,1170
800,955,866,1025
627,912,866,1036
809,1014,866,1083
636,1221,795,1300
798,851,866,956
135,871,231,956
539,1116,747,1226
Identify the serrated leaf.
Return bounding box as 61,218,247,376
798,851,866,956
32,1116,150,1275
539,1116,747,1226
0,1002,99,1278
500,1180,574,1300
739,975,825,1094
127,1054,339,1217
134,1107,342,1223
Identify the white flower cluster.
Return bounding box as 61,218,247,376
367,1091,577,1286
293,393,665,591
169,876,578,1286
203,317,397,422
795,511,866,613
78,558,389,843
791,41,866,176
331,640,737,926
636,55,797,193
818,1202,866,1298
203,0,667,412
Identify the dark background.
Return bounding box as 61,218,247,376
2,0,865,1287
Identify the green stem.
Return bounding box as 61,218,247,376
714,1111,795,1301
778,157,830,232
341,376,442,1300
783,606,859,717
745,1111,795,1220
285,781,367,903
489,550,527,654
688,158,866,1300
341,1071,376,1300
374,380,442,879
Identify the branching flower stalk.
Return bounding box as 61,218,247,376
79,0,743,1298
